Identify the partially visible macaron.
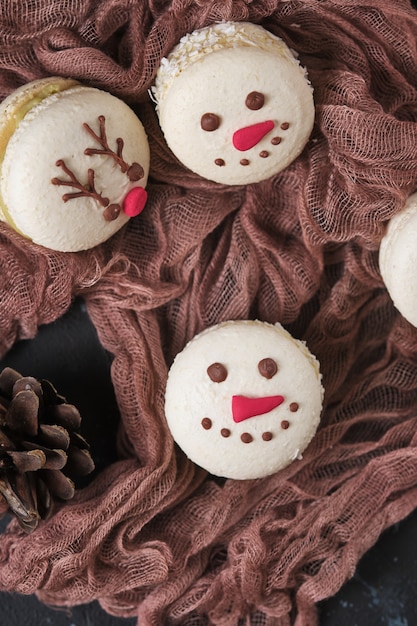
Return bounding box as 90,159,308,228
379,192,417,327
164,320,324,480
0,77,150,252
152,21,315,185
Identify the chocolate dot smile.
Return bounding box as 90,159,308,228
201,417,282,443
212,119,291,168
201,417,212,430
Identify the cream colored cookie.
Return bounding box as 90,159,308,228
152,21,315,185
164,320,324,480
0,77,150,251
379,192,417,327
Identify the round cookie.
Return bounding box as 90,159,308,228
0,77,150,252
379,192,417,327
164,320,324,480
152,21,315,186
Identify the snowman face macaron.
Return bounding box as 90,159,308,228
164,320,324,480
153,22,315,185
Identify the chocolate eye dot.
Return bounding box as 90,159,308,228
245,91,265,110
207,362,228,383
258,357,278,379
201,113,220,131
103,204,121,221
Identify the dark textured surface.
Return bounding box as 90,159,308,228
319,511,417,626
0,298,416,625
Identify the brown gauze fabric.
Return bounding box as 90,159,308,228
1,0,417,624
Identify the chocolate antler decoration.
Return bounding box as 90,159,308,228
51,115,146,222
51,161,110,206
51,161,122,221
83,116,144,182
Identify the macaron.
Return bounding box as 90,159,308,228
0,77,150,252
379,191,417,327
164,320,324,480
152,21,315,185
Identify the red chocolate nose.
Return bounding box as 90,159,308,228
122,186,148,217
232,120,275,151
232,394,284,423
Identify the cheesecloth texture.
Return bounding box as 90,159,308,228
1,1,417,624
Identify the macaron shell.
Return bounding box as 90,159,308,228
0,86,149,251
0,77,79,155
157,43,314,185
379,192,417,327
0,77,79,226
164,320,324,480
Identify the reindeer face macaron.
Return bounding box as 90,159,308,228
164,320,324,480
0,78,150,251
153,22,315,185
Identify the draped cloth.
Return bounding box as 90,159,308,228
1,1,417,624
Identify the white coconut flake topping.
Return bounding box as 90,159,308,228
152,21,302,107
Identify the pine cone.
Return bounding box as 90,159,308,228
0,367,95,533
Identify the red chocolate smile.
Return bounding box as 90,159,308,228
232,394,284,423
232,120,275,151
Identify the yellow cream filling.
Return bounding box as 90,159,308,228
0,79,79,235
